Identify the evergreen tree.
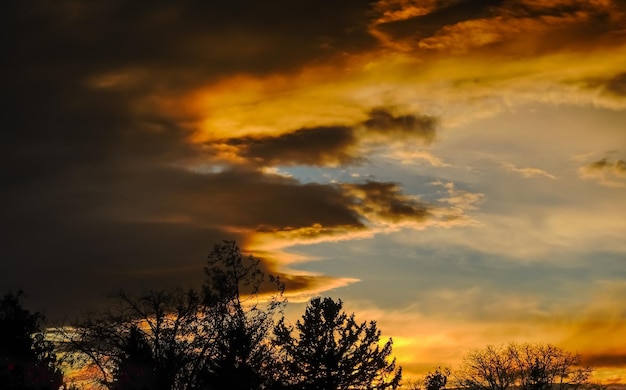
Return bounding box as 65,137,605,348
273,297,401,390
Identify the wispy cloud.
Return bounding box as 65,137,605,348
501,162,557,179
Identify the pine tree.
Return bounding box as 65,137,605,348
273,297,401,390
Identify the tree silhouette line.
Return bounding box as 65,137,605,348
1,241,602,390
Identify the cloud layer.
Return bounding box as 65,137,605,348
3,1,626,383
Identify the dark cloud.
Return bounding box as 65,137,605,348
215,108,438,166
343,181,431,223
2,152,438,317
374,0,504,43
584,158,626,175
577,71,626,102
1,1,442,319
3,0,376,92
363,109,438,143
605,72,626,97
583,353,626,368
373,0,623,55
225,126,359,166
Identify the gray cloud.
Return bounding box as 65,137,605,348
225,126,358,166
363,108,438,143
343,181,430,223
1,0,383,318
0,0,438,320
213,108,438,167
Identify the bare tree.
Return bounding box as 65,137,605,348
59,241,285,390
456,343,592,390
457,344,516,390
508,343,591,390
60,288,203,389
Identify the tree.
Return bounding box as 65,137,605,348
457,344,516,390
456,343,592,390
61,288,202,390
273,297,402,390
507,343,591,390
60,240,284,390
423,367,450,390
0,290,64,390
110,325,158,390
194,240,285,390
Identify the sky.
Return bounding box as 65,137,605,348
3,0,626,384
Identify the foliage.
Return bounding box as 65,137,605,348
196,240,285,389
61,288,202,389
60,240,285,390
273,297,402,390
0,290,64,390
111,325,157,390
456,343,592,390
424,367,451,390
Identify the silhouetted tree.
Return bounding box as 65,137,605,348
273,297,402,390
194,240,285,390
508,343,591,390
456,343,592,390
111,325,157,390
424,367,450,390
60,241,284,390
457,344,516,390
0,291,64,390
61,288,202,389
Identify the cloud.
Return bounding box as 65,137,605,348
605,72,626,97
370,0,504,51
583,353,626,369
430,181,485,226
342,181,430,223
220,126,359,166
362,108,438,143
579,157,626,187
208,108,439,167
370,0,624,54
501,162,557,179
4,0,376,89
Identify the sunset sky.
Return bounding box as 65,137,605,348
3,0,626,384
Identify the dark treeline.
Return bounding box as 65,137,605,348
1,241,600,390
2,241,400,390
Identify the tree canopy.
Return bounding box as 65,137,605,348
0,291,64,390
58,242,404,389
273,297,402,390
61,241,286,390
